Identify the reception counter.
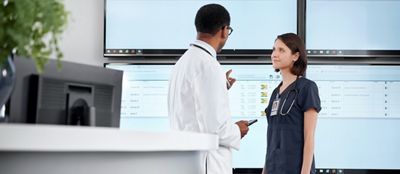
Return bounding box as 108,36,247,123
0,124,218,174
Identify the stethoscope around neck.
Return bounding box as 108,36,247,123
191,44,213,57
277,76,300,116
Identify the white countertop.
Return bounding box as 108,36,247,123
0,123,218,152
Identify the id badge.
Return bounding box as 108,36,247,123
270,99,280,116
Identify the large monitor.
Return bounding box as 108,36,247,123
104,0,297,57
106,63,172,130
306,0,400,57
104,63,275,172
308,64,400,173
105,62,400,173
4,57,122,127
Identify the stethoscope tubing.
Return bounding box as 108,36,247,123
278,76,300,116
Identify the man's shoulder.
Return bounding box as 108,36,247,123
177,48,216,67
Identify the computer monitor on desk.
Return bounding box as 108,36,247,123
5,57,122,127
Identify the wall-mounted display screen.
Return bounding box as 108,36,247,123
105,63,400,172
306,0,400,57
104,0,297,57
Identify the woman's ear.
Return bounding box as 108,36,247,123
292,52,300,62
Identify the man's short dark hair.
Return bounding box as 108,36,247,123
195,4,230,35
274,33,308,76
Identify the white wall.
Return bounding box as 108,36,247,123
59,0,104,66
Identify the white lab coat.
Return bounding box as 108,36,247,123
168,40,241,174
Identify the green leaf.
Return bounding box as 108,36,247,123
0,0,68,73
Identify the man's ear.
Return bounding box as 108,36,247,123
220,26,228,39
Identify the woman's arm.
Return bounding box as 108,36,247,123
301,108,318,174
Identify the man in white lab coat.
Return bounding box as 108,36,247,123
168,4,249,174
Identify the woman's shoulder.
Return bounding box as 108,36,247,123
297,77,318,88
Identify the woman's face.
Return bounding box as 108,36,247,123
271,39,299,71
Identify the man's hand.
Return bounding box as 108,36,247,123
235,120,249,138
226,69,236,90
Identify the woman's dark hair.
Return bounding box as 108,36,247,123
195,4,230,35
274,33,307,76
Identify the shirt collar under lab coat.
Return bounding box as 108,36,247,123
191,40,217,58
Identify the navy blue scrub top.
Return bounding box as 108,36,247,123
264,77,321,174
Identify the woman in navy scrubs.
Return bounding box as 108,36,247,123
262,33,321,174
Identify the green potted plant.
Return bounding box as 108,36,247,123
0,0,68,111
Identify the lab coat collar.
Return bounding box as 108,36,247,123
192,40,217,58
